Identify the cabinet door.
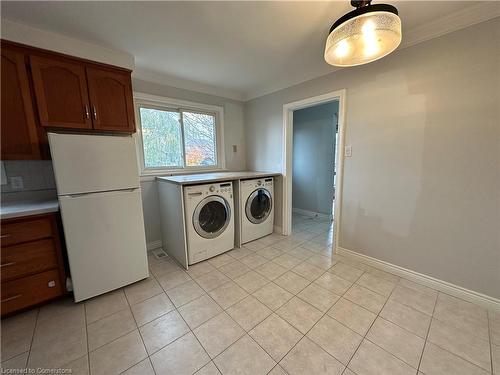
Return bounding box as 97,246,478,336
1,48,41,159
30,55,92,129
86,66,135,132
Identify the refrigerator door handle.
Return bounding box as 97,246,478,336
61,188,140,198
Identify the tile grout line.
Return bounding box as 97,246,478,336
343,279,399,373
263,255,364,373
415,289,438,374
146,232,383,373
121,289,158,375
184,228,333,374
488,312,494,375
25,307,40,368
137,270,214,373
152,259,238,374
21,223,493,375
190,259,289,372
83,303,92,375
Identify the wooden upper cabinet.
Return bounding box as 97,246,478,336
1,47,41,159
30,55,92,129
86,67,135,132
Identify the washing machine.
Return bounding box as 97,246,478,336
240,177,274,244
183,181,235,264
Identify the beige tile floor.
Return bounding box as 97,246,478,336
1,213,499,375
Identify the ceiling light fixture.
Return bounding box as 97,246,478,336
325,0,402,67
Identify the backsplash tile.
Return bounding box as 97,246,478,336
1,160,56,193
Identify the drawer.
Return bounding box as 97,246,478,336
1,239,58,282
1,216,53,246
1,269,63,316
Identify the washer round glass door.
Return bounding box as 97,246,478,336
193,196,231,239
246,188,272,224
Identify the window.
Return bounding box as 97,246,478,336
135,94,224,175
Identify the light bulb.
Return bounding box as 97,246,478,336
335,39,350,58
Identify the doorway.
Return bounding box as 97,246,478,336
281,89,346,251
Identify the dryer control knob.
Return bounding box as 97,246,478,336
209,185,215,192
257,180,262,186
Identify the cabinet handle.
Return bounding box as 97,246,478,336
84,105,90,119
1,294,22,303
1,234,11,239
0,262,16,268
92,106,97,120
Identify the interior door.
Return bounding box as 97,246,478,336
59,189,148,301
1,47,41,159
30,55,92,129
86,66,135,132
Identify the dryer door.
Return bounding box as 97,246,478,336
246,188,272,224
193,196,231,239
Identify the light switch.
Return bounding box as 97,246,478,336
344,146,352,157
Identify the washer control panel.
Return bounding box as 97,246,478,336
246,177,273,189
185,181,233,197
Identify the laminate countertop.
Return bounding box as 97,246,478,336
157,171,280,185
1,192,59,220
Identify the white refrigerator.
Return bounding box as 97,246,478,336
48,132,149,302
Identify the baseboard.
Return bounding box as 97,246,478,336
292,208,332,220
147,240,163,251
336,246,500,312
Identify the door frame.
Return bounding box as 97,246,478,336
281,89,346,251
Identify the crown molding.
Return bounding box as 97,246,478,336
401,2,500,49
132,68,245,102
0,19,135,69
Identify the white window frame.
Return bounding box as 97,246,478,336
134,92,226,177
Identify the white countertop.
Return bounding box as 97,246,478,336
157,171,280,185
1,193,59,220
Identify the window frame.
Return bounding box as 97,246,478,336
134,92,225,177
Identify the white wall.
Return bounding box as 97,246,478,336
245,18,500,299
292,101,338,216
132,78,247,247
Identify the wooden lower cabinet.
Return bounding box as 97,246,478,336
1,270,63,315
1,213,67,316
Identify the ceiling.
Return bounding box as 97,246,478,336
0,1,487,100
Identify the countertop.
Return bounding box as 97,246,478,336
1,190,59,220
157,171,280,185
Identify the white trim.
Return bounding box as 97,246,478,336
133,92,226,176
1,19,135,70
292,208,332,220
336,246,500,312
282,89,346,252
133,68,244,102
147,240,163,251
401,3,500,50
134,92,225,113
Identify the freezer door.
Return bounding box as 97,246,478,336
59,188,149,301
48,132,140,195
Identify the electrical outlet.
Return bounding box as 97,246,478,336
10,176,24,190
